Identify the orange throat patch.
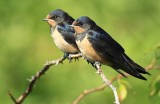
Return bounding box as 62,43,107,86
47,19,56,27
74,26,86,34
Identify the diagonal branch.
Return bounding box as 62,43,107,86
95,62,120,104
8,54,82,104
72,59,157,104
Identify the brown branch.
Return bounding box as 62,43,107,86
8,91,17,104
8,55,158,104
72,83,107,104
72,59,157,104
8,54,82,104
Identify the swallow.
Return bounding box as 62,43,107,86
43,9,79,59
71,16,150,80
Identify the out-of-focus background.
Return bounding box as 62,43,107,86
0,0,160,104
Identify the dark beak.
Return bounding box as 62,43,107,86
42,19,49,21
69,25,74,27
70,21,77,27
72,21,77,25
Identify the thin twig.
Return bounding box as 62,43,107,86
95,62,120,104
8,91,17,104
69,53,83,59
72,83,107,104
72,59,157,104
8,54,82,104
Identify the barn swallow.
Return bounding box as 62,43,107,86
71,16,150,80
43,9,79,60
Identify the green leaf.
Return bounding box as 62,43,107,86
119,80,132,89
118,84,127,102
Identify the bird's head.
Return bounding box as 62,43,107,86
71,16,96,34
43,9,73,27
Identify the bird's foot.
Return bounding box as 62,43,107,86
67,54,73,63
93,61,101,68
68,53,82,63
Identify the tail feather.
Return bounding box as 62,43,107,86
112,53,150,80
123,53,150,75
131,62,151,75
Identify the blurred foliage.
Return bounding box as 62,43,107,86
149,46,160,97
150,76,160,97
0,0,160,104
155,45,160,62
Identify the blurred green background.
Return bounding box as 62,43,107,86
0,0,160,104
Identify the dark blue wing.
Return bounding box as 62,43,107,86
87,28,124,60
57,23,77,48
87,28,148,80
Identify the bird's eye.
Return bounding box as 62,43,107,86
52,15,58,19
78,22,83,26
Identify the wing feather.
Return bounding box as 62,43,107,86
57,24,77,48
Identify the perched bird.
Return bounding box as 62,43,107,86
71,16,150,80
43,9,79,59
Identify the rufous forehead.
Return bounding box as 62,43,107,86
46,14,51,19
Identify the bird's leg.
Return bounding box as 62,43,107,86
94,62,120,104
68,53,83,62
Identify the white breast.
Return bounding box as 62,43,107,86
51,26,78,53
